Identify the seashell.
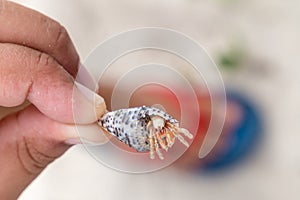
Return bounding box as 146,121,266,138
98,106,193,160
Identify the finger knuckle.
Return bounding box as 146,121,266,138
35,52,55,67
16,136,57,175
52,22,69,49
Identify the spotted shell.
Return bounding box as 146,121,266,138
98,106,193,159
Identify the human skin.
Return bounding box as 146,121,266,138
0,1,106,199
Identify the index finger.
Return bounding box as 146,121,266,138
0,0,79,77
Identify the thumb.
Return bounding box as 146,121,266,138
0,43,106,124
0,105,107,199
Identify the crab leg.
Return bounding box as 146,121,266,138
176,128,193,139
167,127,190,148
155,129,168,152
175,133,190,148
152,129,164,160
166,132,173,148
166,122,193,139
149,130,155,159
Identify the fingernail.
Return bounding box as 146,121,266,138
64,138,82,145
76,63,99,91
73,81,106,124
63,123,110,145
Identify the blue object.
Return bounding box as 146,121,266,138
201,91,263,172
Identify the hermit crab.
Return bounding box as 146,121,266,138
98,106,193,160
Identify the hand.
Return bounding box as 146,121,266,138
0,1,106,199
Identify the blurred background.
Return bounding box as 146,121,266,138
1,0,299,199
